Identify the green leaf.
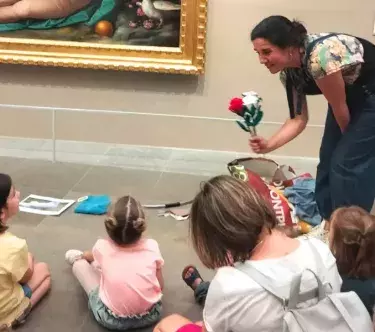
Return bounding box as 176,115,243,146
252,110,264,126
243,112,252,123
249,105,257,116
236,120,250,132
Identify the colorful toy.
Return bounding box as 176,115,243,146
228,91,264,136
74,195,111,215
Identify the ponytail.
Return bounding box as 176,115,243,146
330,206,375,278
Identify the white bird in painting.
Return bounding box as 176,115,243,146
136,0,181,28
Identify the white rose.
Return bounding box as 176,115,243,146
241,91,261,108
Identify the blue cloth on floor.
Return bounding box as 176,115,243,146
284,178,322,226
74,195,111,215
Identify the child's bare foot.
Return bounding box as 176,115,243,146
182,265,203,291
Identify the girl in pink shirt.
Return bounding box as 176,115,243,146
65,195,164,330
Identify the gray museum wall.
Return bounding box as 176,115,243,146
0,0,374,158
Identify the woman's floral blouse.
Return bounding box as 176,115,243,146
280,33,365,88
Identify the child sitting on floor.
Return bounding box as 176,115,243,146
329,206,375,316
0,173,51,329
65,195,164,331
156,175,342,332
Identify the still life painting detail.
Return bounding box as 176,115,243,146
0,0,207,74
0,0,181,47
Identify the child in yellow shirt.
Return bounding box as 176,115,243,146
0,173,51,329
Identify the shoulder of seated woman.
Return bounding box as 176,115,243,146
207,268,262,300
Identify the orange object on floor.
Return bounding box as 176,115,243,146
298,221,313,234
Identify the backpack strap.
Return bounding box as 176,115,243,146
236,239,329,307
288,268,327,309
236,262,324,307
236,262,289,305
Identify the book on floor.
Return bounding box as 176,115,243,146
19,194,76,216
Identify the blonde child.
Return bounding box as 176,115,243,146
65,195,164,330
329,206,375,316
0,173,51,329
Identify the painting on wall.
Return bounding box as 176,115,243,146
0,0,208,74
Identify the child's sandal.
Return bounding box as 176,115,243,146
182,265,203,290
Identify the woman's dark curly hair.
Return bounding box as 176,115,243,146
251,15,307,49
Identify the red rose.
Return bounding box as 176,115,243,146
229,97,244,114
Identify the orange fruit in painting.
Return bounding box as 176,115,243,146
95,21,114,37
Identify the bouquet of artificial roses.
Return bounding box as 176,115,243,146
228,91,263,136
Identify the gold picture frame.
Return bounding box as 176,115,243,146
0,0,207,75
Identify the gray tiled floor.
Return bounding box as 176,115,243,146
3,157,214,332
